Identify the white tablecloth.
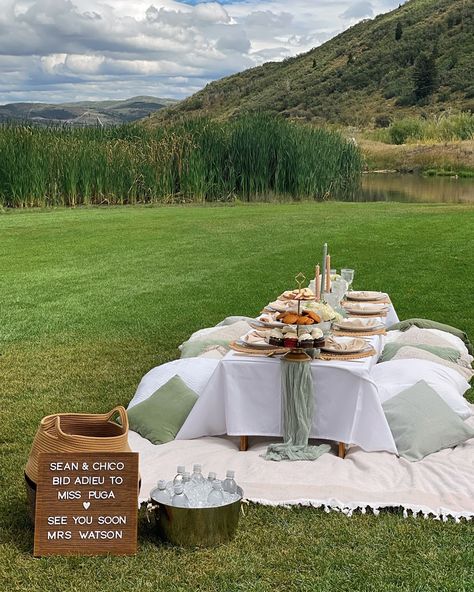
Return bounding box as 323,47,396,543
177,304,400,454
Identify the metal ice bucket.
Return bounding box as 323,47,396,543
149,486,244,548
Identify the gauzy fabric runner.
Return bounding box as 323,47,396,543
263,359,331,461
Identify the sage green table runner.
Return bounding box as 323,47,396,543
263,359,330,461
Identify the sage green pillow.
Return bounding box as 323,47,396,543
382,381,474,462
387,318,473,355
379,342,461,364
127,375,198,445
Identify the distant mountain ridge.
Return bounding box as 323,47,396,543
0,96,178,126
150,0,474,126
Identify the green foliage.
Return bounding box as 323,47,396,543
375,114,392,128
0,117,362,207
387,112,474,144
153,0,474,126
413,52,438,100
395,21,403,40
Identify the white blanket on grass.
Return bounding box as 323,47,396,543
129,408,474,520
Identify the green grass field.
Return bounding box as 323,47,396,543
1,203,473,591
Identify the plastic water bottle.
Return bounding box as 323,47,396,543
191,464,205,485
173,465,186,486
156,479,172,505
222,470,237,494
172,483,190,508
207,471,217,482
207,481,224,507
183,471,191,484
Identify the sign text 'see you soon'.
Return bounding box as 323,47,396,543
34,452,139,556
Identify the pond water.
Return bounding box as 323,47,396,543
359,174,474,204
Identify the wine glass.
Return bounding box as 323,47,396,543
341,268,355,292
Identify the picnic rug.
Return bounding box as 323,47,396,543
130,405,474,521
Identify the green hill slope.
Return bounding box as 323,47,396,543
0,96,178,126
152,0,474,126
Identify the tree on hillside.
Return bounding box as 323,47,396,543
413,52,437,100
395,21,403,40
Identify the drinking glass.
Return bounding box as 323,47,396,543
341,268,355,291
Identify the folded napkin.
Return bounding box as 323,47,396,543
244,330,270,344
325,337,365,352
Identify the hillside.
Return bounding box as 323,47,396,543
151,0,474,126
0,96,178,126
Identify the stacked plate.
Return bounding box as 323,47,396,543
237,330,273,349
342,301,388,315
346,291,387,301
333,317,385,332
321,336,368,354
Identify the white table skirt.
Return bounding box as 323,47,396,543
177,304,400,454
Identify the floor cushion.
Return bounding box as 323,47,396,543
383,381,474,461
371,359,472,419
387,318,473,355
127,375,198,445
390,346,473,382
129,358,219,409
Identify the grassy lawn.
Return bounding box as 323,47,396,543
1,202,473,591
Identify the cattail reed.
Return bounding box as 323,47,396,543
0,116,362,207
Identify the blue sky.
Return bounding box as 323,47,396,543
0,0,402,104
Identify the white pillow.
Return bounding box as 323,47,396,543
391,346,474,382
128,358,219,409
371,359,472,419
386,328,471,358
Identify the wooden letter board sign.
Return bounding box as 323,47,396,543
34,452,139,556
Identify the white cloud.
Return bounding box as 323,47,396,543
0,0,404,104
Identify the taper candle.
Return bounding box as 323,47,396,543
321,243,327,295
326,254,331,292
315,264,321,301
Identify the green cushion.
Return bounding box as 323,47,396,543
387,318,473,355
379,342,461,364
127,375,198,445
382,381,474,462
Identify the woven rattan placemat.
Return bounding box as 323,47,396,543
332,328,386,337
345,296,391,305
229,341,289,356
319,348,377,361
346,311,388,318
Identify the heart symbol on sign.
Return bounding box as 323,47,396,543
83,502,91,510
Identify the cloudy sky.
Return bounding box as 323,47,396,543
0,0,402,104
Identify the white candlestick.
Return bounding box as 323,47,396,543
321,243,327,295
326,254,331,292
315,264,321,301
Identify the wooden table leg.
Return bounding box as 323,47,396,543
240,436,249,452
338,442,346,459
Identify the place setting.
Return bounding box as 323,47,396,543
332,316,386,337
342,300,390,317
319,335,376,361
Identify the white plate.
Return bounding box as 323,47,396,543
333,317,384,331
239,331,271,348
346,291,387,301
236,338,276,350
321,336,367,354
343,302,388,315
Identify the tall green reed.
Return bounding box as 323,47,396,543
0,116,362,207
